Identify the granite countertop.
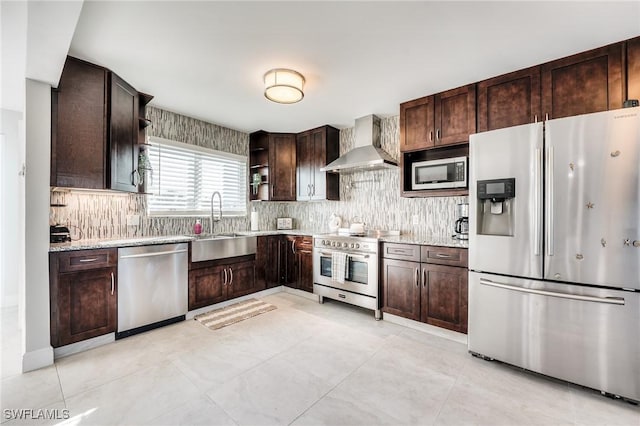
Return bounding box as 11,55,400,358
379,234,469,249
48,230,319,252
50,229,468,252
49,235,195,252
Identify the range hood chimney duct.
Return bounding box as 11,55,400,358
320,115,398,173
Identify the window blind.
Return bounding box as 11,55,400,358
146,137,247,216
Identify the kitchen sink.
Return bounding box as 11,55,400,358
191,234,257,262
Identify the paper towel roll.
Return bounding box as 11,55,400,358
250,211,259,231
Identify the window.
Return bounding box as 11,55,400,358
146,137,247,216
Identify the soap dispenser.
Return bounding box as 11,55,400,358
193,219,202,235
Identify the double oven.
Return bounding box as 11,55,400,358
312,235,381,319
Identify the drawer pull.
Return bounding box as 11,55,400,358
110,272,115,295
389,248,411,254
338,293,346,299
79,258,99,263
434,253,453,259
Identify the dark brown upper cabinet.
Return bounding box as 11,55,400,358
627,36,640,102
400,96,435,152
268,133,297,201
51,56,151,192
541,43,623,120
477,66,542,132
109,73,139,192
400,84,476,152
51,57,109,189
434,84,477,147
296,125,340,201
250,131,297,202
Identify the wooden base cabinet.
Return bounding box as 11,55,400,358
50,249,117,347
188,255,258,311
255,234,313,293
422,264,468,333
382,243,468,333
381,258,421,321
286,236,313,293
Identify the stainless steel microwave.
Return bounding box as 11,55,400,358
411,156,467,190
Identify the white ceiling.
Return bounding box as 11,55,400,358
68,1,640,133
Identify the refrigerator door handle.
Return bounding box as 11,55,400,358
534,148,542,256
545,146,554,256
479,278,625,305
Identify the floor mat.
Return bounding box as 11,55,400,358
194,298,277,330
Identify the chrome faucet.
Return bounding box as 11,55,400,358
210,191,222,234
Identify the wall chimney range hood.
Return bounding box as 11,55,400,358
320,115,398,173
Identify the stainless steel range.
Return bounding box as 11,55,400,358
313,233,382,319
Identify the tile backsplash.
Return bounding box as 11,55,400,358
252,116,467,237
51,109,466,240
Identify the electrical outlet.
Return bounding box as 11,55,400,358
412,215,420,225
127,214,140,227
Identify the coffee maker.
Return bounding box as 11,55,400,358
454,203,469,240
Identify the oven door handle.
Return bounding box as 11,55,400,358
318,251,370,260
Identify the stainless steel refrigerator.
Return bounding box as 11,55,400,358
468,107,640,402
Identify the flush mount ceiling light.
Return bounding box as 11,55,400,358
263,68,305,104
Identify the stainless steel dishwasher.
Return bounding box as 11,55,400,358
117,243,188,338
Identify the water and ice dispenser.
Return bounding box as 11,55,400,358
476,178,515,236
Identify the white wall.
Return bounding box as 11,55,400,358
0,109,25,308
22,79,53,371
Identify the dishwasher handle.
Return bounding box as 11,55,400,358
120,249,187,260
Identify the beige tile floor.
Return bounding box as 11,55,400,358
1,293,639,425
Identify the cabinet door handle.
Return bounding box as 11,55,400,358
79,258,99,263
429,131,433,142
534,114,538,123
436,129,440,141
422,268,427,288
223,268,228,286
312,184,315,196
308,184,311,197
229,267,233,286
415,268,419,287
292,240,296,254
110,272,115,295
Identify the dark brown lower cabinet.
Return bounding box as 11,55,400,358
255,234,314,293
297,245,314,293
381,258,421,321
382,244,468,334
188,255,258,311
50,249,118,347
422,263,468,333
285,236,313,293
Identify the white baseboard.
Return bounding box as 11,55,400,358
54,333,115,360
186,286,285,320
383,312,468,345
22,346,54,372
